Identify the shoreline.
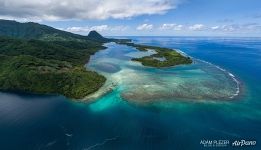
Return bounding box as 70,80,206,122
0,41,241,102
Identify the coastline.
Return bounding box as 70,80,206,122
0,39,241,102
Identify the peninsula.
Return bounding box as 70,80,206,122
0,20,111,99
0,20,192,99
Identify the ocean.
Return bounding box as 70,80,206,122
0,37,260,150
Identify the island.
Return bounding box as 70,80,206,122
118,42,192,67
0,19,192,99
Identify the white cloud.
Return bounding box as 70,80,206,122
90,25,109,32
66,26,89,32
110,26,129,31
136,24,153,30
210,25,237,32
211,26,220,30
243,23,261,30
221,25,236,32
0,0,182,21
64,25,128,33
189,24,205,31
159,23,183,30
63,23,261,35
210,24,261,33
65,26,108,33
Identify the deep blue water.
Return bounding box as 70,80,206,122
0,37,261,150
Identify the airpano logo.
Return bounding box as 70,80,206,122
200,139,257,148
232,140,256,147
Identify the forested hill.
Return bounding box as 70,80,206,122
0,20,112,99
0,19,109,42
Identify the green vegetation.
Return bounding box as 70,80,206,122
0,36,106,99
118,42,192,67
0,19,94,41
0,55,105,99
0,19,113,99
0,36,105,65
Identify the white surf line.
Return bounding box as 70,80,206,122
61,125,73,138
175,48,240,99
84,136,119,150
176,49,189,57
196,59,240,99
65,133,73,137
45,140,57,147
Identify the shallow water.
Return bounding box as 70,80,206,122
0,37,261,150
86,42,239,104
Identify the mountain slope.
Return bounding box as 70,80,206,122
88,30,110,42
0,20,109,99
0,36,105,65
0,19,110,42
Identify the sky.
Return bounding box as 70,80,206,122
0,0,261,37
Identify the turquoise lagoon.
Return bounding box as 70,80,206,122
86,42,239,107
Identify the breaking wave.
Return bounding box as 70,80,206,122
176,48,240,99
